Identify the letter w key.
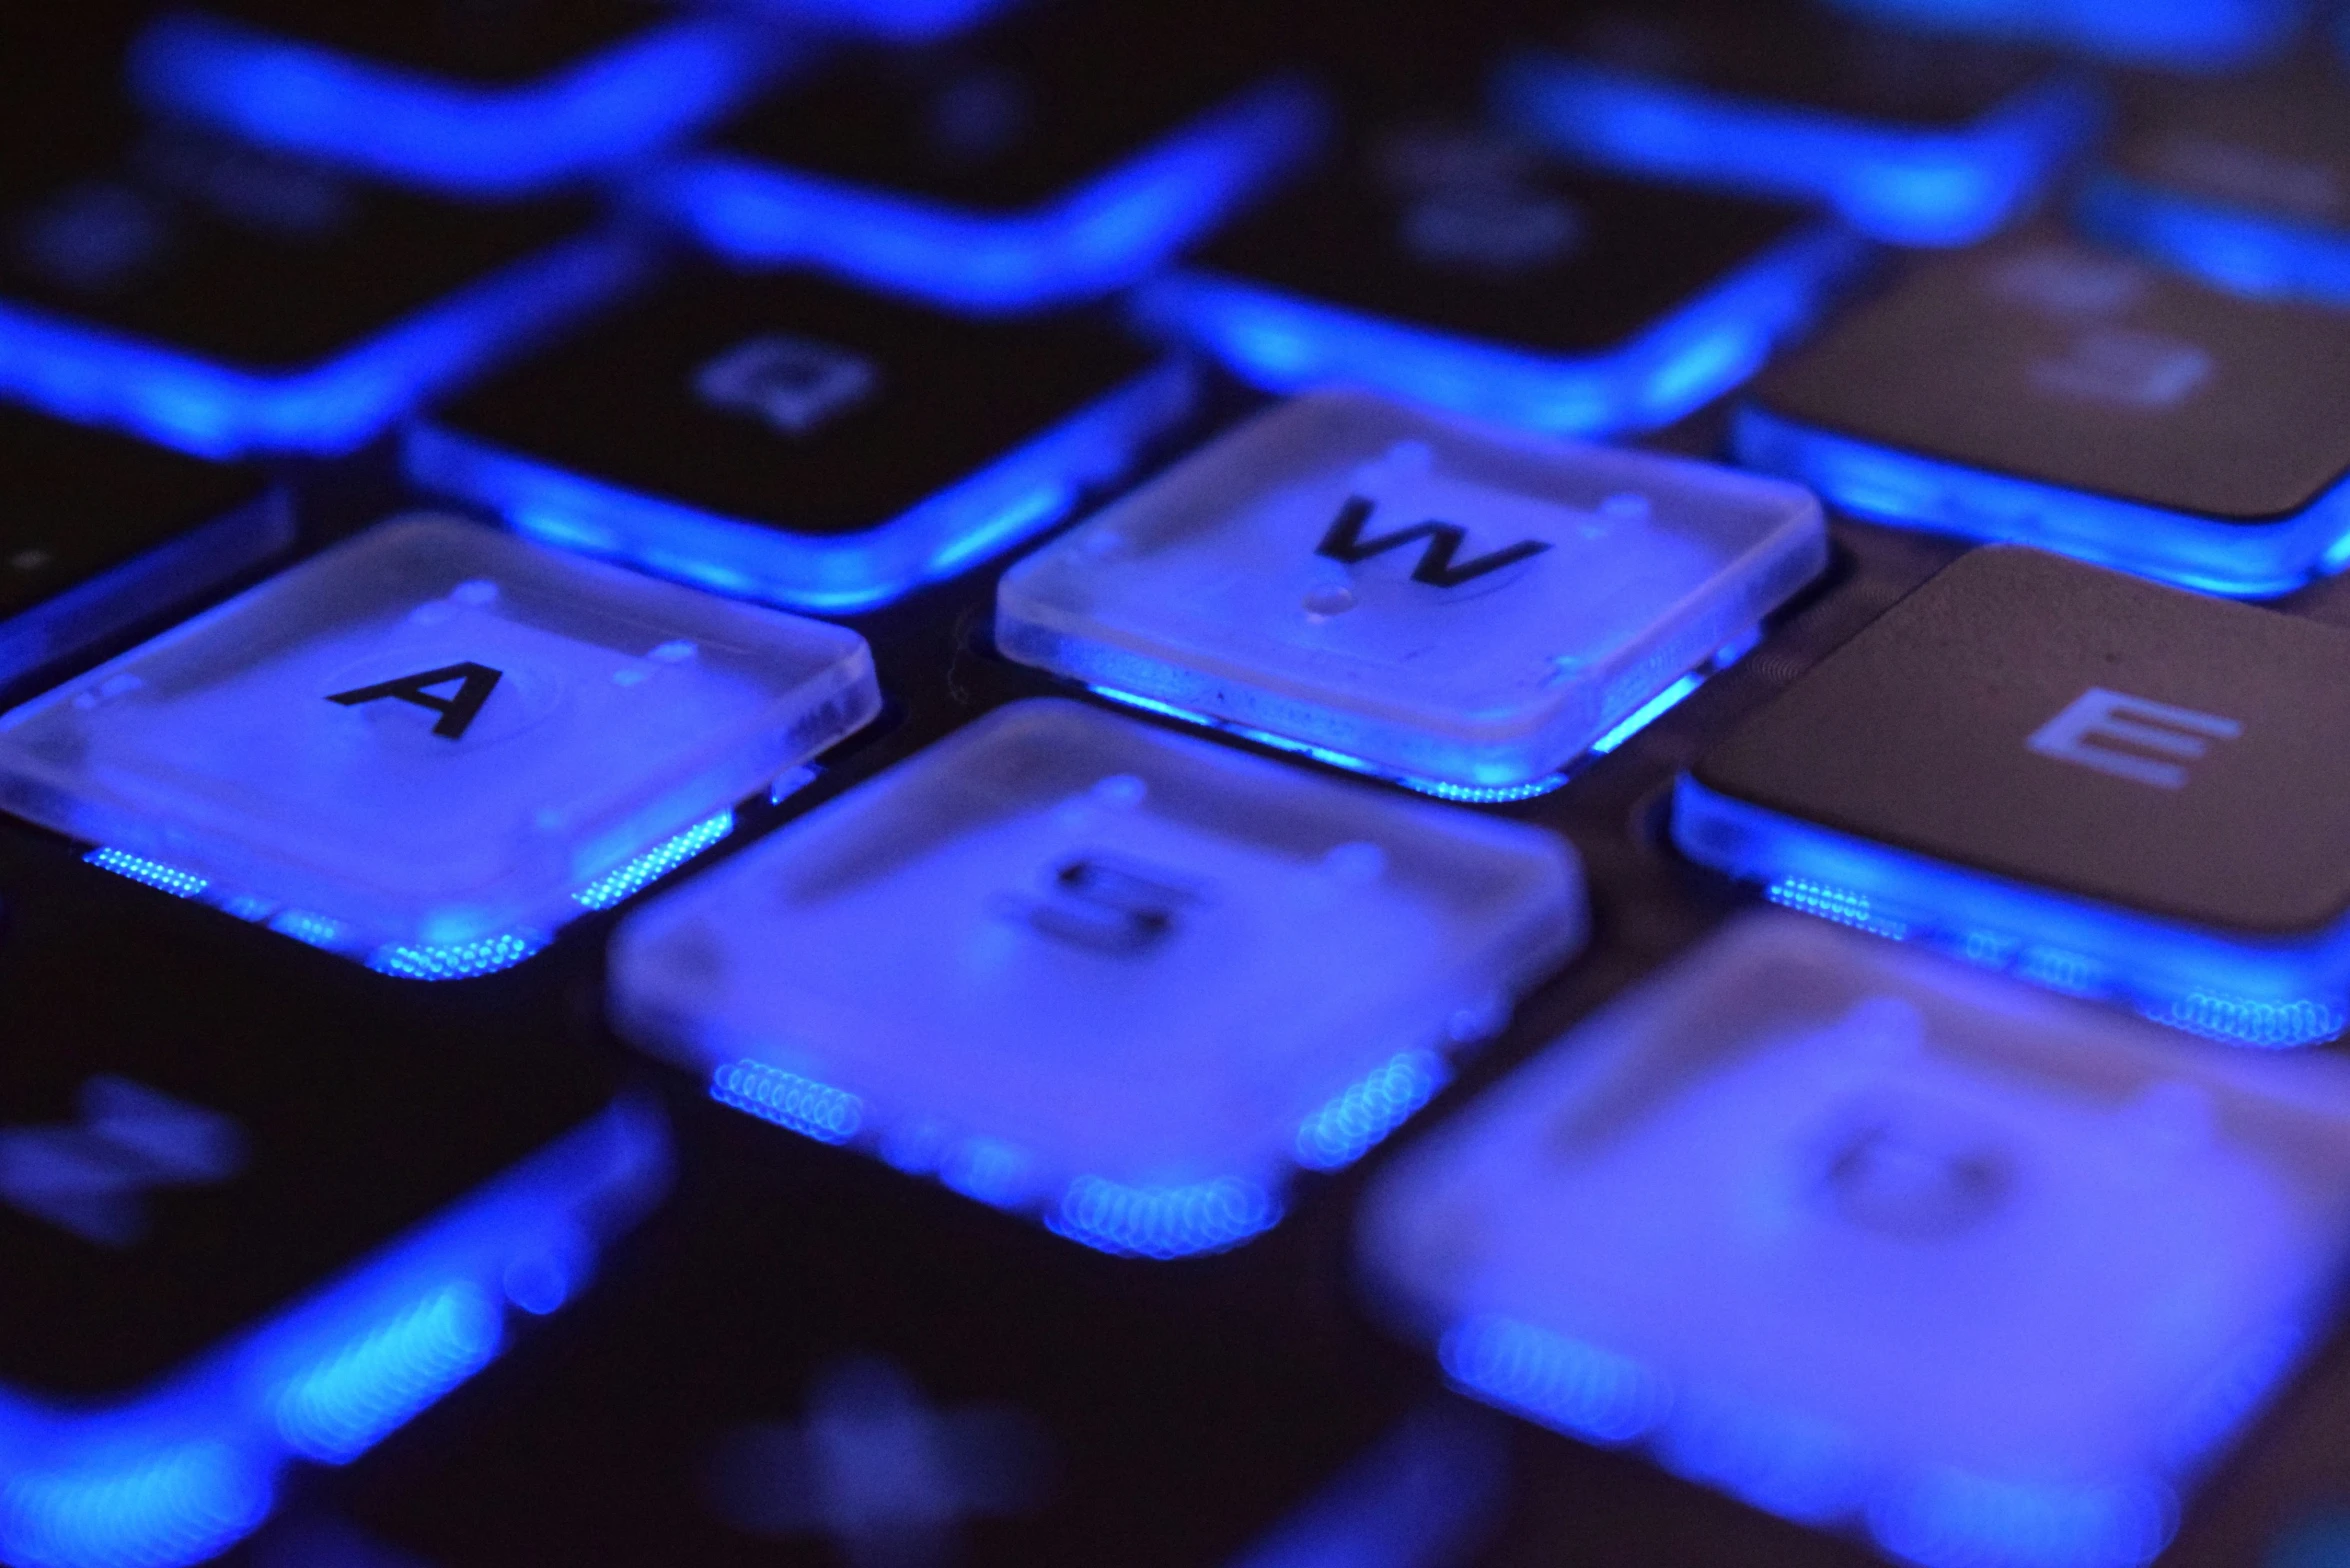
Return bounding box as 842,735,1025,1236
0,1076,246,1247
1315,496,1551,588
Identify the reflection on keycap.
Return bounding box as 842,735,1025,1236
1363,915,2350,1568
611,699,1584,1256
999,391,1825,797
0,516,879,974
1736,232,2350,595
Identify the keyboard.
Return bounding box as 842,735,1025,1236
6,3,2350,1567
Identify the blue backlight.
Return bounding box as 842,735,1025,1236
1138,222,1870,438
1817,0,2301,71
0,231,652,460
657,79,1329,313
1673,775,2350,1047
129,11,796,198
1045,1174,1282,1260
1732,402,2350,597
2077,173,2350,307
1494,54,2103,247
722,0,1012,42
0,1102,667,1568
410,359,1195,614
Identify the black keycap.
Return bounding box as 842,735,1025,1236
327,1098,1424,1568
412,270,1181,611
1674,546,2350,1040
1734,230,2350,596
0,404,289,685
1157,113,1853,434
1522,0,2051,128
0,112,633,455
713,0,1301,214
2078,62,2350,302
0,821,632,1397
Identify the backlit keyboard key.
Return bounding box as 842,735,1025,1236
0,404,290,686
1363,914,2350,1568
1735,232,2350,595
1818,0,2298,71
0,820,666,1563
410,270,1193,612
0,515,879,973
0,118,647,456
610,698,1584,1256
1143,117,1869,435
129,0,794,197
660,0,1326,311
1676,545,2350,1045
1494,2,2099,246
997,390,1826,797
2077,65,2350,307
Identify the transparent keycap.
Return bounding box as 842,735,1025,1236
1362,914,2350,1568
997,390,1826,794
0,515,880,962
610,698,1585,1257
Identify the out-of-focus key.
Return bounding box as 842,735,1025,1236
0,403,290,686
128,0,796,198
0,515,880,974
657,0,1327,311
1735,232,2350,595
1363,913,2350,1568
0,820,667,1568
1815,0,2300,72
0,117,648,457
611,699,1584,1257
998,390,1826,798
410,270,1194,612
1142,116,1869,436
2077,64,2350,307
1494,1,2100,246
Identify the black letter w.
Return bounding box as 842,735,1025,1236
1314,496,1550,588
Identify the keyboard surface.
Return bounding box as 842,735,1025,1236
8,4,2350,1568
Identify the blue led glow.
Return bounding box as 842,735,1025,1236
1086,628,1752,801
129,12,794,198
709,1061,864,1145
2077,173,2350,307
83,849,209,900
657,79,1328,313
725,0,1010,41
1494,54,2102,247
1087,685,1571,803
1732,402,2350,597
1817,0,2299,71
1675,776,2350,1047
1439,1315,1669,1448
572,809,734,910
0,1102,665,1568
1138,222,1870,438
1295,1051,1448,1171
1046,1174,1281,1260
410,359,1194,613
271,1282,503,1464
0,231,652,460
366,932,547,982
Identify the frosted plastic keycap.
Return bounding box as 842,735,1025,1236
1362,915,2350,1568
0,515,879,963
996,390,1825,793
610,698,1584,1257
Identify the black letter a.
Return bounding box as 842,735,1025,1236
326,662,504,740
